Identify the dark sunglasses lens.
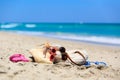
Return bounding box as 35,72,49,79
52,49,56,53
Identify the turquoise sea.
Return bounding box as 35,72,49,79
0,23,120,46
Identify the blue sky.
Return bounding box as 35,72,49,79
0,0,120,23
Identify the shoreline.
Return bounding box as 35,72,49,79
0,31,120,80
2,30,120,47
1,30,120,47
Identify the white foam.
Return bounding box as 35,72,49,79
13,31,120,45
25,24,36,28
0,23,19,28
16,31,44,36
48,34,120,45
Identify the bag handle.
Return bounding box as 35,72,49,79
66,51,86,66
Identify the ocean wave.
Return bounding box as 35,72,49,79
14,31,120,45
25,24,36,28
0,23,19,28
16,31,44,36
52,35,120,45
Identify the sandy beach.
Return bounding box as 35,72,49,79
0,31,120,80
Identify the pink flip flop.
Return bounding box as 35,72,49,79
9,54,29,62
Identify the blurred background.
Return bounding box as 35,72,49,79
0,0,120,46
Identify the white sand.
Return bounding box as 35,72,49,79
0,31,120,80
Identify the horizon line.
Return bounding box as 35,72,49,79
0,22,120,24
